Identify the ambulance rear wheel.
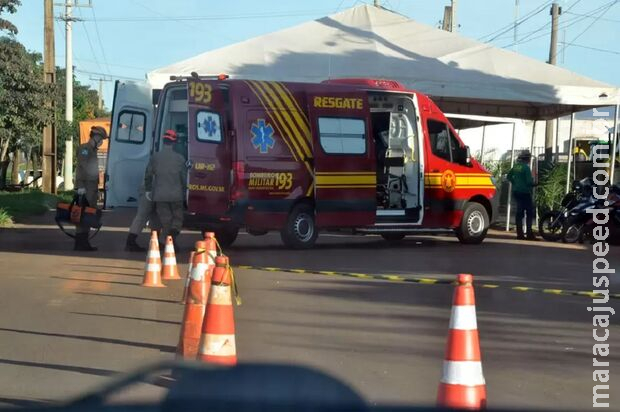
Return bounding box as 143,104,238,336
211,226,238,249
281,204,317,249
456,202,489,245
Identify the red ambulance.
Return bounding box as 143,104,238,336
105,76,498,248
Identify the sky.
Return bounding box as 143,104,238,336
6,0,620,110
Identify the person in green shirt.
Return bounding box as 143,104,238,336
507,151,537,240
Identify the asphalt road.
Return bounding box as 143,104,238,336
0,209,618,410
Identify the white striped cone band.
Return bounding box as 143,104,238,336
191,263,209,281
146,263,161,272
210,285,232,305
208,251,217,265
449,305,478,330
148,250,161,259
165,243,175,253
441,361,485,386
164,256,177,266
200,334,236,357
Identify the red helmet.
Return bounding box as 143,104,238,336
163,129,177,142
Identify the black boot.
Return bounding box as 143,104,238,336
516,226,525,240
125,233,146,252
74,233,97,251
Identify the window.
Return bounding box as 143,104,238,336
427,119,462,162
318,117,366,155
196,111,222,143
116,111,146,144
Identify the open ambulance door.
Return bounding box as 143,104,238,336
307,92,376,227
104,80,154,208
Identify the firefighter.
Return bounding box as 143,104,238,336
143,129,186,249
74,125,107,251
125,181,161,252
507,151,537,241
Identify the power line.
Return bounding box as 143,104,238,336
565,43,620,55
556,0,618,58
79,9,335,22
90,6,111,76
478,0,553,42
75,7,102,72
564,10,620,23
74,68,143,81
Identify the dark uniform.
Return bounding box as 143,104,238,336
507,151,536,240
74,126,107,251
144,130,186,247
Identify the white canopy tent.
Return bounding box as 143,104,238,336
148,4,619,121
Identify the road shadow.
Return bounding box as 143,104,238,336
0,327,176,354
0,358,118,377
75,291,180,305
70,311,181,326
52,275,140,287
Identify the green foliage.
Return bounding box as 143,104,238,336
0,189,62,220
0,0,20,35
535,163,567,212
0,207,12,227
0,37,52,159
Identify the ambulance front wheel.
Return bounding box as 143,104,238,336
281,204,318,249
456,202,489,245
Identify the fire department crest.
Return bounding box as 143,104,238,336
441,169,456,193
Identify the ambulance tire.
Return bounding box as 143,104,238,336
213,226,239,248
381,233,406,242
456,202,489,245
281,204,318,249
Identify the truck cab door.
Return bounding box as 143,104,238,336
104,80,153,208
186,80,231,216
307,92,376,227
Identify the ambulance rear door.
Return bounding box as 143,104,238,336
186,80,231,216
104,80,154,208
307,92,376,227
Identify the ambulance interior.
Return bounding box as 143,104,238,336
369,93,421,213
157,86,189,159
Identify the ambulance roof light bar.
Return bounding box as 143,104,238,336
322,78,405,90
169,72,229,81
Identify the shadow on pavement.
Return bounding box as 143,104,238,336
75,291,180,305
70,311,181,326
0,327,176,353
51,275,140,287
0,358,118,377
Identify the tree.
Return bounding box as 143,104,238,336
0,37,52,188
0,0,20,35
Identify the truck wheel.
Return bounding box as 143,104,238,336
456,202,489,245
214,226,239,249
381,233,406,242
281,204,317,249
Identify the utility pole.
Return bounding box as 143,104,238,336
42,0,57,194
373,0,380,7
450,0,457,32
514,0,520,51
57,0,91,191
545,2,561,163
442,6,452,31
89,76,111,110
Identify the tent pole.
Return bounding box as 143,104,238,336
480,125,486,162
611,104,619,185
555,117,560,160
505,122,517,232
565,113,575,193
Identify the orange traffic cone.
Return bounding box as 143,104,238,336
198,255,237,365
141,231,165,288
162,235,181,281
437,274,486,410
181,251,196,304
204,231,217,278
176,241,212,359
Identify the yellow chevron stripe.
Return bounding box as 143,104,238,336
316,175,376,185
251,81,315,194
259,81,312,159
245,81,298,162
456,176,493,185
272,82,312,145
279,82,311,127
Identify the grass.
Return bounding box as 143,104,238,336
0,189,74,224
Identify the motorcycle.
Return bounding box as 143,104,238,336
578,185,620,245
538,177,593,242
560,193,597,243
